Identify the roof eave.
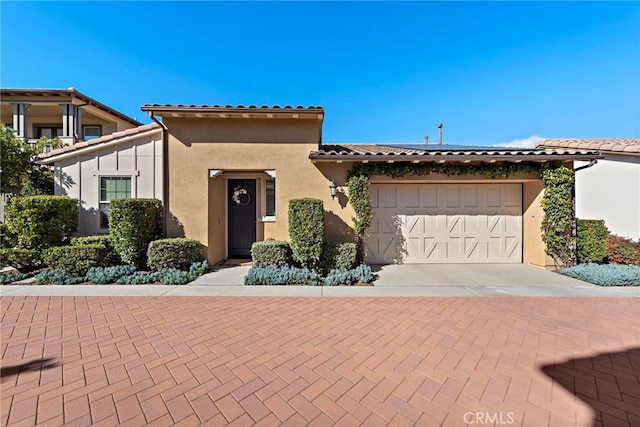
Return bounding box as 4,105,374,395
309,154,604,162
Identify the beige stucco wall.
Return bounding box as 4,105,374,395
164,117,354,263
54,131,164,235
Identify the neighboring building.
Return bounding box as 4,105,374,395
1,88,143,222
537,139,640,240
1,88,142,148
35,123,163,235
34,97,601,267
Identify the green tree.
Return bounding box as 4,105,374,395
0,122,58,194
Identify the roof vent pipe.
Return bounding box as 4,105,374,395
438,123,443,145
424,135,429,146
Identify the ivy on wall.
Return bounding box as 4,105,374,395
541,166,576,268
346,161,576,268
346,175,373,263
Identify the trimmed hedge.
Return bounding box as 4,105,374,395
72,235,121,266
577,219,609,264
288,198,324,269
0,248,41,270
251,240,292,267
560,263,640,286
43,244,106,276
606,235,640,266
4,195,78,250
109,199,162,268
244,265,321,286
148,238,202,271
319,241,357,274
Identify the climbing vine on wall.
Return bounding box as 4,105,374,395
541,166,576,268
347,175,373,264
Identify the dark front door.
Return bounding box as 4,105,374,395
228,179,256,258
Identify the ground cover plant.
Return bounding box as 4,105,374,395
560,263,640,286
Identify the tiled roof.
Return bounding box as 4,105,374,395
1,88,142,127
309,144,602,162
537,139,640,155
141,104,323,111
35,123,161,163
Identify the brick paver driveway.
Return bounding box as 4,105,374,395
1,296,639,426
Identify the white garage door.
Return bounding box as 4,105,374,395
366,184,522,264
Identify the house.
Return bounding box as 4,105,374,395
537,139,640,240
35,99,602,267
0,88,144,222
1,88,141,147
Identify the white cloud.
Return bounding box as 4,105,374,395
494,135,544,148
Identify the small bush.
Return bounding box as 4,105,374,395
86,265,137,284
35,269,85,285
560,263,640,286
288,198,324,269
147,238,202,271
0,272,35,285
251,240,292,267
4,195,78,250
0,248,41,270
319,241,357,273
576,219,609,264
606,235,640,266
109,199,162,268
324,264,374,286
72,235,122,266
115,261,210,285
43,244,106,276
244,265,321,286
116,271,161,285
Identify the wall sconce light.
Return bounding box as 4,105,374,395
329,180,337,199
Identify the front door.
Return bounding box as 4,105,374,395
228,179,257,258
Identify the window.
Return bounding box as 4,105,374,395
99,177,131,228
83,125,101,140
266,178,276,217
37,126,63,138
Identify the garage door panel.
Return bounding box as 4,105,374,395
366,184,522,264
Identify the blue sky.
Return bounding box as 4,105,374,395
2,1,639,146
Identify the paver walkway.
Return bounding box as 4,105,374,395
1,296,639,426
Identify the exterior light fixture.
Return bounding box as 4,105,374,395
329,180,337,199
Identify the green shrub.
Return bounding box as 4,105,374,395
0,272,35,284
147,238,202,270
0,248,41,270
72,235,122,266
576,220,609,264
606,235,640,266
324,264,374,286
109,199,162,268
319,241,357,273
244,265,321,286
288,198,324,269
86,265,137,284
35,269,85,285
43,244,106,276
4,195,78,250
560,263,640,286
251,240,292,267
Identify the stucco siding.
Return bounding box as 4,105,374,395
574,155,640,239
54,133,163,235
